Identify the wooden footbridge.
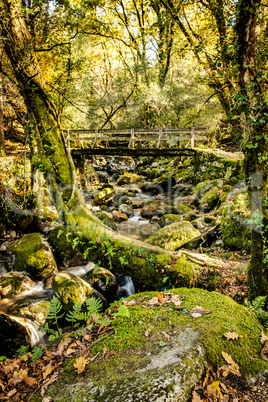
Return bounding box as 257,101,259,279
64,127,207,158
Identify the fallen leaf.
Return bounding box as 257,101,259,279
24,376,38,387
73,356,89,374
0,379,6,392
261,343,268,361
56,337,71,355
192,390,203,401
224,331,239,340
147,296,160,306
122,300,136,306
7,388,17,397
260,331,268,345
145,329,151,337
41,372,58,396
84,334,92,342
43,366,53,379
157,293,165,303
221,352,240,376
161,331,171,341
190,306,211,318
102,346,107,358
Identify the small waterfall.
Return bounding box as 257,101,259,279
116,274,135,299
10,315,48,347
64,261,95,278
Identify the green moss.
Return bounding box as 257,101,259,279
158,214,182,228
200,188,220,212
8,233,58,280
117,172,141,185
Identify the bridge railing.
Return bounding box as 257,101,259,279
63,127,207,150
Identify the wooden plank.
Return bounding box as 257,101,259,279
128,128,135,148
191,127,195,148
157,128,163,148
71,147,196,158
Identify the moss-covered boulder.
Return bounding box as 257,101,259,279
8,233,58,281
94,211,117,231
147,221,201,251
220,190,251,250
117,172,141,185
52,272,107,312
200,187,222,212
118,203,134,217
0,272,34,298
47,225,77,267
45,288,267,401
8,294,52,325
112,210,128,222
141,201,167,218
94,185,115,205
172,202,194,215
159,214,183,227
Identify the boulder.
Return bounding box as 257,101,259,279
107,156,135,174
112,210,128,222
94,211,117,231
158,214,183,228
147,221,201,251
0,272,34,298
51,272,107,312
141,201,167,218
200,187,222,212
8,233,58,281
0,313,31,357
220,190,251,250
118,203,134,217
46,288,267,400
172,203,194,215
117,172,142,185
47,225,77,267
94,185,115,205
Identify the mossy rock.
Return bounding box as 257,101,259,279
47,225,77,267
94,186,115,205
94,211,117,231
141,201,168,218
172,202,194,215
200,188,221,212
45,288,267,401
0,272,34,298
52,272,107,312
158,214,183,228
117,172,141,185
0,314,31,358
8,296,51,325
220,191,251,250
147,221,201,251
8,233,58,281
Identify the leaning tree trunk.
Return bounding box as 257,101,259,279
0,0,213,291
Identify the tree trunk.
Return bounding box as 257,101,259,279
0,74,5,156
0,0,205,291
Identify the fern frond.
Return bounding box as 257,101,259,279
66,302,82,323
252,296,266,310
85,297,103,315
47,295,65,323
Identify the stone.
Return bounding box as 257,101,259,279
85,267,117,302
112,210,128,222
94,185,115,205
0,313,31,357
158,214,183,228
0,272,34,298
118,203,134,217
52,272,107,312
107,156,135,174
117,172,141,185
8,233,58,281
140,201,167,218
147,221,201,251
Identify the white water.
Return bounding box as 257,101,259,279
10,315,47,346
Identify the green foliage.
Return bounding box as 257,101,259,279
32,346,44,363
244,296,268,327
15,345,29,357
113,305,130,318
66,301,82,330
46,295,65,330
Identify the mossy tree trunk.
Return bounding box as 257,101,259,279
0,0,193,288
235,0,268,299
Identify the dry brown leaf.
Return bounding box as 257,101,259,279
224,331,239,340
260,331,268,345
161,331,171,341
261,343,268,361
147,296,160,306
144,329,151,337
169,294,182,307
66,346,77,356
157,293,165,303
192,390,203,401
56,337,71,355
102,345,107,358
122,300,136,306
221,352,240,376
0,380,6,392
7,388,17,397
73,356,89,374
24,376,38,387
190,306,211,318
41,372,58,396
43,366,53,379
84,334,92,342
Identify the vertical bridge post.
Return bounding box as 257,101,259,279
128,128,135,148
157,127,163,148
92,129,99,148
191,127,195,148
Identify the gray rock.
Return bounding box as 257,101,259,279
119,203,134,217
107,156,135,174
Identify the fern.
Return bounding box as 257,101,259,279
47,295,65,330
15,345,29,357
32,346,44,363
245,296,268,326
85,297,103,315
66,301,82,330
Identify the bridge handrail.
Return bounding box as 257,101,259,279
63,127,207,150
